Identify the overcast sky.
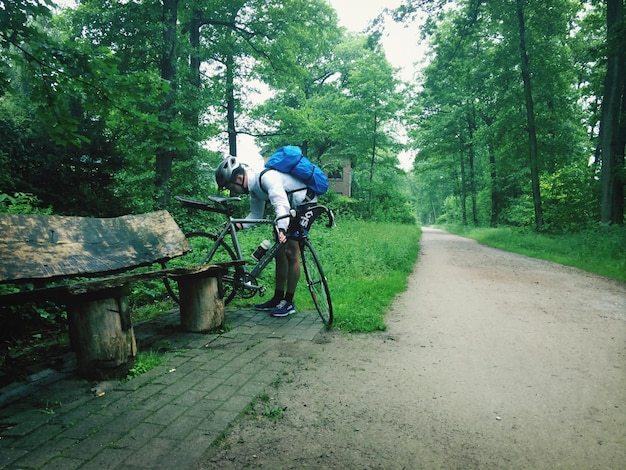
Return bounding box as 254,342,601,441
328,0,425,81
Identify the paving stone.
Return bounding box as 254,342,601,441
12,436,77,468
144,403,187,426
119,436,179,468
0,446,28,467
0,409,55,437
79,446,133,470
11,423,64,448
41,455,83,470
156,414,204,440
0,308,324,469
56,412,117,440
183,399,223,419
205,384,237,402
61,429,121,460
113,422,165,450
168,389,208,407
219,393,256,413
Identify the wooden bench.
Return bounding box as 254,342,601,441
0,210,230,379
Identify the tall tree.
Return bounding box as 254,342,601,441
155,0,179,210
408,2,489,226
408,0,589,230
186,0,341,158
599,0,625,224
516,0,543,231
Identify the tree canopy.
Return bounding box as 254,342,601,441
403,0,624,231
0,0,623,230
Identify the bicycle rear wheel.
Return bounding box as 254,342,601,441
163,232,240,305
300,239,333,328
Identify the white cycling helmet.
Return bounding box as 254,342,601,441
215,156,244,190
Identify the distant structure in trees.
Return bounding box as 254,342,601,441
327,159,351,197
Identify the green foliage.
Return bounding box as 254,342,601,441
541,162,600,232
322,194,361,221
0,192,53,214
499,194,535,229
409,0,608,232
125,350,165,381
322,220,421,332
1,0,616,263
253,32,409,222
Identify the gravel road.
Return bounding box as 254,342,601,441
199,227,626,469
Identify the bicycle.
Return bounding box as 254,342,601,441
164,195,335,328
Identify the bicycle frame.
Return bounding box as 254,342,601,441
206,216,275,264
205,215,285,291
173,195,334,326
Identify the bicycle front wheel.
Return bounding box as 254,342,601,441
300,239,333,328
163,232,241,305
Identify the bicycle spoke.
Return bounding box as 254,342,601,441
300,239,333,328
204,235,241,305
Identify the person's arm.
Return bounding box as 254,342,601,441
262,171,292,234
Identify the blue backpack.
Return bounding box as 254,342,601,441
261,146,329,195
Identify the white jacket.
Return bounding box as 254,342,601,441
244,168,316,231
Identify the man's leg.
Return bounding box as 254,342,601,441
254,245,286,310
274,243,288,294
271,240,300,317
284,239,301,297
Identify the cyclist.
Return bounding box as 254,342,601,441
215,156,317,317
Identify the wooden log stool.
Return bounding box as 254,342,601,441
176,266,227,332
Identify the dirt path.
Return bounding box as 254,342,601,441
198,227,626,469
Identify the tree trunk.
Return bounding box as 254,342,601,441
155,0,178,210
489,142,499,227
460,150,468,225
368,110,378,216
189,14,201,89
467,105,479,226
186,12,203,131
600,0,626,224
226,49,237,156
517,0,543,231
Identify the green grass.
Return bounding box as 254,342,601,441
125,350,165,380
230,219,422,333
441,224,626,282
315,220,421,332
131,297,176,322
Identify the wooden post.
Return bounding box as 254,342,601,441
178,275,224,332
67,286,137,379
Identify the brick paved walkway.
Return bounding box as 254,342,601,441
0,309,325,469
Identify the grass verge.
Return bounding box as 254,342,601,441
231,219,422,332
314,220,421,332
441,224,626,282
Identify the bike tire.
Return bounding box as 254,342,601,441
163,232,240,305
300,239,333,328
204,234,241,305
